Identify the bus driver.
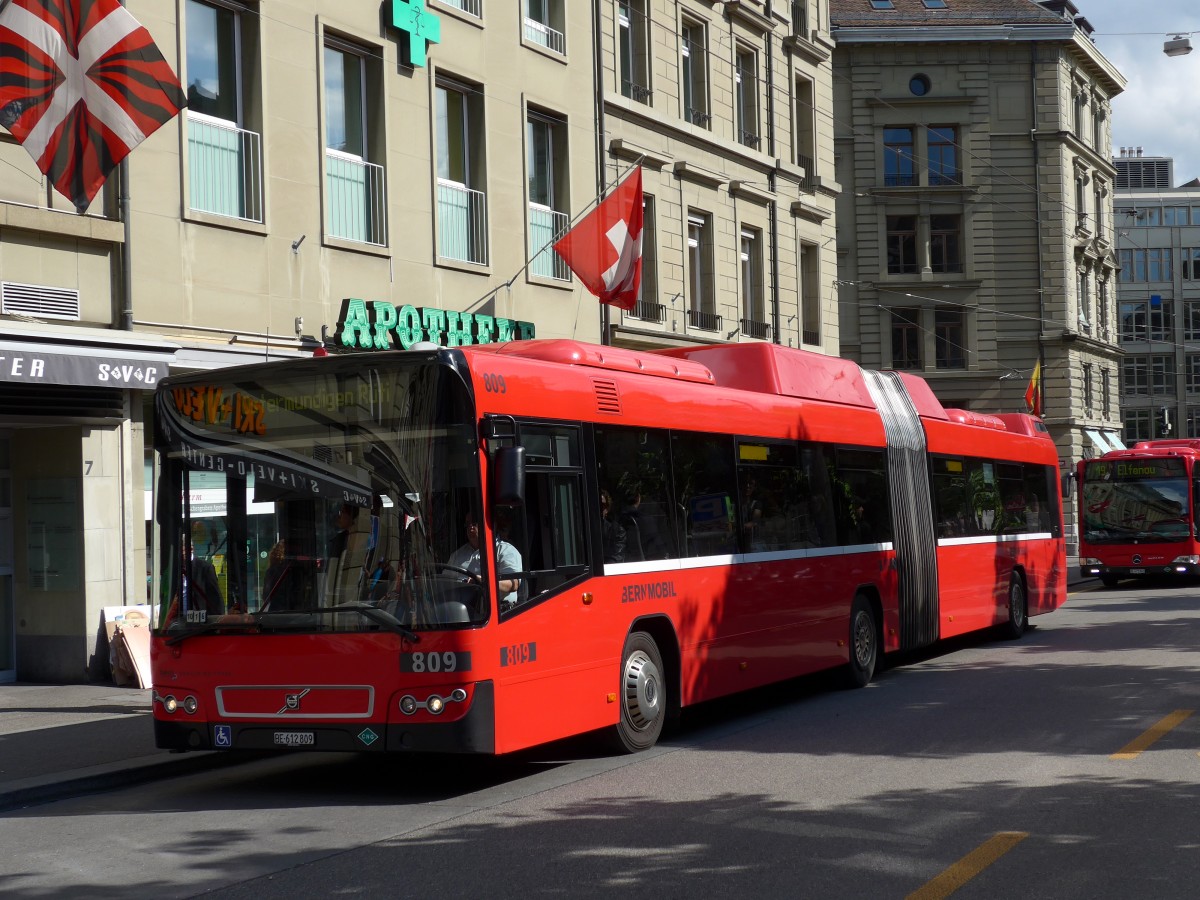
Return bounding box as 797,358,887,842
447,510,523,609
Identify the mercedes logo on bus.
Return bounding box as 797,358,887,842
1132,555,1142,565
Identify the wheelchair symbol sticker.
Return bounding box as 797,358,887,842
214,725,232,748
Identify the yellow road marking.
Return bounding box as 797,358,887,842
1111,709,1194,760
907,832,1028,900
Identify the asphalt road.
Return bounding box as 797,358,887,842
2,580,1198,899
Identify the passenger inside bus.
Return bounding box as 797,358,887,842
599,489,626,563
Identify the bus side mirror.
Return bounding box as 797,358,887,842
1061,472,1073,500
493,446,526,507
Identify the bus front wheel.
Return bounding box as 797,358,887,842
845,595,878,688
612,632,665,753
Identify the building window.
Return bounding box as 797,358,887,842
324,38,386,245
794,77,815,192
891,308,921,369
886,215,918,274
883,127,915,186
618,1,651,103
1098,279,1110,340
1152,355,1176,395
1122,356,1148,395
735,46,760,149
687,210,717,327
740,227,767,338
436,78,488,265
869,0,895,8
525,0,566,55
923,0,947,7
1150,301,1175,342
1163,206,1189,226
1083,363,1094,413
1118,248,1173,282
681,19,710,128
927,126,960,185
185,0,263,222
631,194,662,321
1188,407,1200,438
1077,266,1091,332
1124,409,1152,444
934,307,965,369
792,1,808,33
1186,354,1200,394
800,241,820,345
909,74,930,96
527,111,570,280
1093,185,1105,237
1102,369,1111,416
1186,301,1200,340
1093,109,1104,152
1120,300,1147,342
1182,249,1200,280
929,215,962,273
1075,174,1089,229
1073,91,1086,140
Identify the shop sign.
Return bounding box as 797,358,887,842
0,347,166,388
334,298,535,351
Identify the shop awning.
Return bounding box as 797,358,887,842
1084,429,1111,454
0,323,178,391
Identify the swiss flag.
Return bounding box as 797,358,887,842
0,0,186,213
553,166,643,311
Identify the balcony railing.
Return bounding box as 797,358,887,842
884,173,918,187
929,171,963,186
326,150,387,246
686,107,712,128
442,0,481,16
739,129,761,149
622,80,652,104
187,113,263,223
529,204,570,280
631,301,665,323
740,317,771,340
524,17,565,55
688,308,721,331
796,152,814,193
437,179,488,265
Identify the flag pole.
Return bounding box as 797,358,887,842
469,155,646,312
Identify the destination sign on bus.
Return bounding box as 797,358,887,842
1085,458,1187,480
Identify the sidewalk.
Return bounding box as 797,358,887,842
0,683,233,812
1,565,1095,811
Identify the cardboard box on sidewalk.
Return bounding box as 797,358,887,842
102,606,152,688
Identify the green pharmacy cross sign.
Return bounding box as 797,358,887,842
392,0,441,68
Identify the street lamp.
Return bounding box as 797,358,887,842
1164,35,1192,57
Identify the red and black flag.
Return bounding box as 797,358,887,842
0,0,186,213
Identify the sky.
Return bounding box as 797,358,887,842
1081,0,1200,184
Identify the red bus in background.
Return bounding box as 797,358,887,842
150,339,1067,756
1077,440,1200,587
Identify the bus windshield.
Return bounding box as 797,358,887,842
1080,457,1192,544
152,354,487,636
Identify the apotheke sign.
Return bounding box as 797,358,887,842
334,298,535,350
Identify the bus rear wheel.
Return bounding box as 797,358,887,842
845,595,878,688
1002,574,1028,640
612,632,665,753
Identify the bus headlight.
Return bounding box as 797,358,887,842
163,695,178,714
426,695,445,715
1081,558,1102,567
183,696,199,714
400,695,418,715
1171,555,1200,565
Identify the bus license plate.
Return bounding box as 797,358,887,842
273,732,315,747
1128,568,1145,574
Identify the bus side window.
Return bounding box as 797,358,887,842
595,425,676,561
932,457,967,538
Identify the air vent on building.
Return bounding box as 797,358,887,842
313,443,334,464
2,281,81,320
593,378,621,415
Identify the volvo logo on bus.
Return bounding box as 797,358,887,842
279,689,310,715
1132,554,1142,565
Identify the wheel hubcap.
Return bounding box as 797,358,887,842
1011,586,1025,626
853,612,873,667
623,651,661,730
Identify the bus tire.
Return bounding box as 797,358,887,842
1099,574,1119,589
845,595,878,689
1002,574,1028,640
612,632,665,753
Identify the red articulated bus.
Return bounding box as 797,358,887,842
1077,439,1200,587
150,339,1067,755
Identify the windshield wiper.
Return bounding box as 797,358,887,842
164,616,261,646
332,602,420,642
